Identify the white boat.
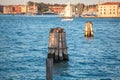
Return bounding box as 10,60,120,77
59,0,74,20
43,9,56,15
61,18,73,21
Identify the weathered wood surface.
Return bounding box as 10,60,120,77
84,21,94,37
48,27,68,63
46,58,53,80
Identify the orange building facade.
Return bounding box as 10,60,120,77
49,6,65,14
13,5,21,14
3,5,27,14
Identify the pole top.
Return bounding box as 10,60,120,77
50,27,65,33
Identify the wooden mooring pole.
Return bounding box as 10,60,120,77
46,58,53,80
84,21,94,37
48,27,68,63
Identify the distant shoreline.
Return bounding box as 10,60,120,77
81,16,120,18
0,14,120,18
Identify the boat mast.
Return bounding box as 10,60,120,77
68,0,72,16
68,0,71,5
98,0,100,5
68,0,71,7
33,2,35,14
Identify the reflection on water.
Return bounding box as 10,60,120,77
84,37,94,40
0,15,120,80
53,62,69,77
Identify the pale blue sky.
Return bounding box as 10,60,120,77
0,0,119,5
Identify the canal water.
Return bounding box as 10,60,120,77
0,15,120,80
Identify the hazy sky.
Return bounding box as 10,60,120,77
0,0,120,5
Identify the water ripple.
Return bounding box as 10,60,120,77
0,15,120,80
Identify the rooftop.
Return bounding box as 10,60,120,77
100,2,120,5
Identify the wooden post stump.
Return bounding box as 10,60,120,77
46,58,53,80
48,27,68,63
84,21,94,37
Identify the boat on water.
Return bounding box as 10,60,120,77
59,0,74,20
43,9,56,15
81,12,97,18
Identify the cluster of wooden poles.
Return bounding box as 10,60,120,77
84,21,94,37
46,21,94,80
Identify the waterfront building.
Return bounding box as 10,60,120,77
3,5,13,14
49,6,65,14
88,7,98,15
21,5,27,14
119,7,120,16
3,5,27,14
81,5,97,17
27,4,38,14
13,5,21,14
89,7,98,12
98,2,120,17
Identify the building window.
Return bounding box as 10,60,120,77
104,12,105,14
110,12,111,14
113,12,115,14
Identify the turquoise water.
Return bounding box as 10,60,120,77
0,15,120,80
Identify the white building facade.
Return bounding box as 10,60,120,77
98,2,120,17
